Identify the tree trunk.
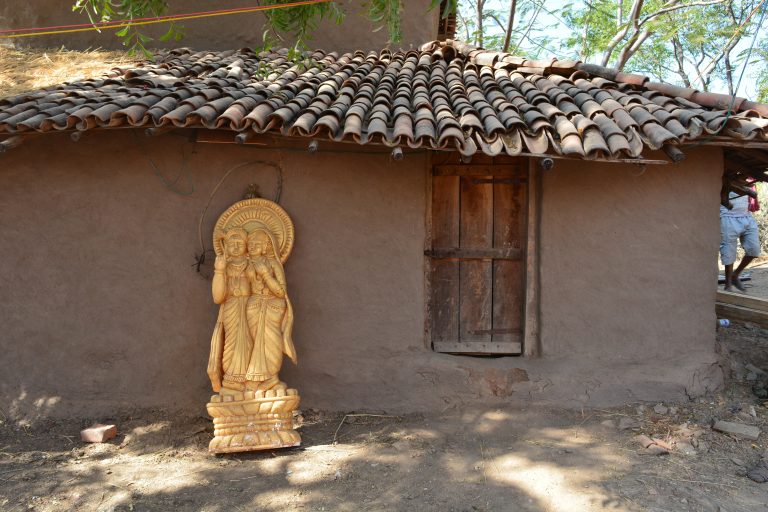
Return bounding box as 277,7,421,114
476,0,485,47
502,0,517,52
724,49,734,96
671,36,692,88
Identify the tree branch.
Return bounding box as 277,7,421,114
503,0,517,52
672,35,692,87
600,0,644,66
615,28,652,70
638,0,726,28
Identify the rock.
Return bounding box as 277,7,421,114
636,405,646,415
600,419,616,429
696,440,710,453
731,457,746,467
643,445,669,456
745,363,766,375
651,438,673,450
669,407,678,415
746,459,768,483
653,404,668,415
618,417,640,430
633,434,654,449
749,405,757,418
676,440,697,456
713,420,760,440
80,424,117,443
747,372,759,382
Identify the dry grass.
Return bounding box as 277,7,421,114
0,45,138,98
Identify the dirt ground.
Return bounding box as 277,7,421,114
1,321,768,512
719,257,768,298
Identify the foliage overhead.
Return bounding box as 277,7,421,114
457,0,767,97
73,1,457,57
73,0,182,56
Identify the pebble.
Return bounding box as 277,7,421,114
643,445,669,456
633,434,654,448
618,417,640,430
676,440,697,456
653,404,668,415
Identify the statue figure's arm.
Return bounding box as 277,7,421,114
212,255,228,304
261,260,286,298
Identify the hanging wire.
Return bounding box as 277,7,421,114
0,1,333,39
133,130,196,196
195,160,283,273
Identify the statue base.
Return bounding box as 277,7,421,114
206,388,301,454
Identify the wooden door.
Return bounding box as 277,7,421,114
428,164,527,354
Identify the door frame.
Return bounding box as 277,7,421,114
423,154,541,357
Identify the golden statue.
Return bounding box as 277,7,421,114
206,199,301,453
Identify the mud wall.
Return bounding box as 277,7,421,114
0,0,438,53
539,148,723,399
0,131,723,419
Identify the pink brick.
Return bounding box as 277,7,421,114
80,423,117,443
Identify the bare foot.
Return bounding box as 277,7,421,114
731,275,746,292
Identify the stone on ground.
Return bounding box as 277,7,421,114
712,420,760,440
81,423,117,443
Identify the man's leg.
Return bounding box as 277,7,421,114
733,215,761,291
724,263,735,291
731,256,755,292
721,216,738,291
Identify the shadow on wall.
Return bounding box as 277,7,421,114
1,387,64,425
0,408,658,511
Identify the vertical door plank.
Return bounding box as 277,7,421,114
430,176,460,342
459,176,493,342
432,175,460,247
431,261,459,342
492,260,524,343
492,178,526,346
493,178,526,251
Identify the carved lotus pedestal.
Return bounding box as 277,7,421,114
206,389,301,454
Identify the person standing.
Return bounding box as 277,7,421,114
720,189,761,291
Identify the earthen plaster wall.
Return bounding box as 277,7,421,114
0,0,438,52
0,131,723,419
538,148,723,401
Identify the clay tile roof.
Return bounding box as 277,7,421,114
2,39,768,159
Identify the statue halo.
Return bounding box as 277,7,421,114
213,199,294,263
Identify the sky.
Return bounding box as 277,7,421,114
456,0,763,99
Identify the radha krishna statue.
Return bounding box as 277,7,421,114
205,199,301,453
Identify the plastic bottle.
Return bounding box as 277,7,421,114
717,319,730,328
